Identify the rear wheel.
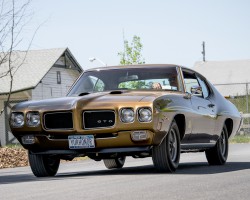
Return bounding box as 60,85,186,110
103,156,126,169
28,151,60,177
205,124,229,165
152,120,181,172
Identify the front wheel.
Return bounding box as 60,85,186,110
103,156,126,169
28,151,60,177
205,124,229,165
152,120,181,172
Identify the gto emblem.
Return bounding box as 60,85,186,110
97,120,113,124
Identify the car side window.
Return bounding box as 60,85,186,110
197,76,210,98
182,71,200,95
183,70,210,99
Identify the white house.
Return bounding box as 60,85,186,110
193,60,250,97
0,48,82,146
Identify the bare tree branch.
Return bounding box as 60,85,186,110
3,0,15,116
0,0,34,116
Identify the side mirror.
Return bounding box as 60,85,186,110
191,85,202,96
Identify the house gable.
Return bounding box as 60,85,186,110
32,66,80,100
0,48,82,146
0,48,82,95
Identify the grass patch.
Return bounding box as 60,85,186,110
230,135,250,144
5,143,23,149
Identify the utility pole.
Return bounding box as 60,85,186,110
202,41,206,62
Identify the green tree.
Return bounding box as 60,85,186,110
118,35,145,65
118,35,146,89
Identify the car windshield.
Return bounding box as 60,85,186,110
67,67,179,96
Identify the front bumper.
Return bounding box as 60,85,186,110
18,130,155,152
30,146,152,156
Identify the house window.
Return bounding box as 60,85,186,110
57,71,61,84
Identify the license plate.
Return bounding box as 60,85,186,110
68,135,95,149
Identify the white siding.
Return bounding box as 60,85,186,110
32,66,80,100
0,65,80,145
0,91,31,146
0,100,5,146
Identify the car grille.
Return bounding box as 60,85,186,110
83,110,115,129
44,112,73,130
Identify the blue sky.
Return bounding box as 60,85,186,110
20,0,250,70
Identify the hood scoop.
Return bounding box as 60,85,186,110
109,90,124,94
78,92,90,96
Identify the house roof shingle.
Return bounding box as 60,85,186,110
0,48,81,95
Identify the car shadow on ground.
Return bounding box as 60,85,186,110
59,161,250,177
1,161,250,184
176,161,250,175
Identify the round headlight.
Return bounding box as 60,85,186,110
120,108,135,123
10,113,24,128
138,108,152,122
26,112,40,127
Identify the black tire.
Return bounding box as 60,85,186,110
152,120,181,172
103,156,126,169
205,124,229,165
28,151,60,177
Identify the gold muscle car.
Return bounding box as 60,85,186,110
9,64,241,177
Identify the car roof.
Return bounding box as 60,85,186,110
85,64,182,72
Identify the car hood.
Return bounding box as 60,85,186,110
12,90,179,111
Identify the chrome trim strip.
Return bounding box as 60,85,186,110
181,143,216,149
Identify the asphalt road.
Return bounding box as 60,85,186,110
1,144,250,200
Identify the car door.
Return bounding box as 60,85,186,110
182,70,216,143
